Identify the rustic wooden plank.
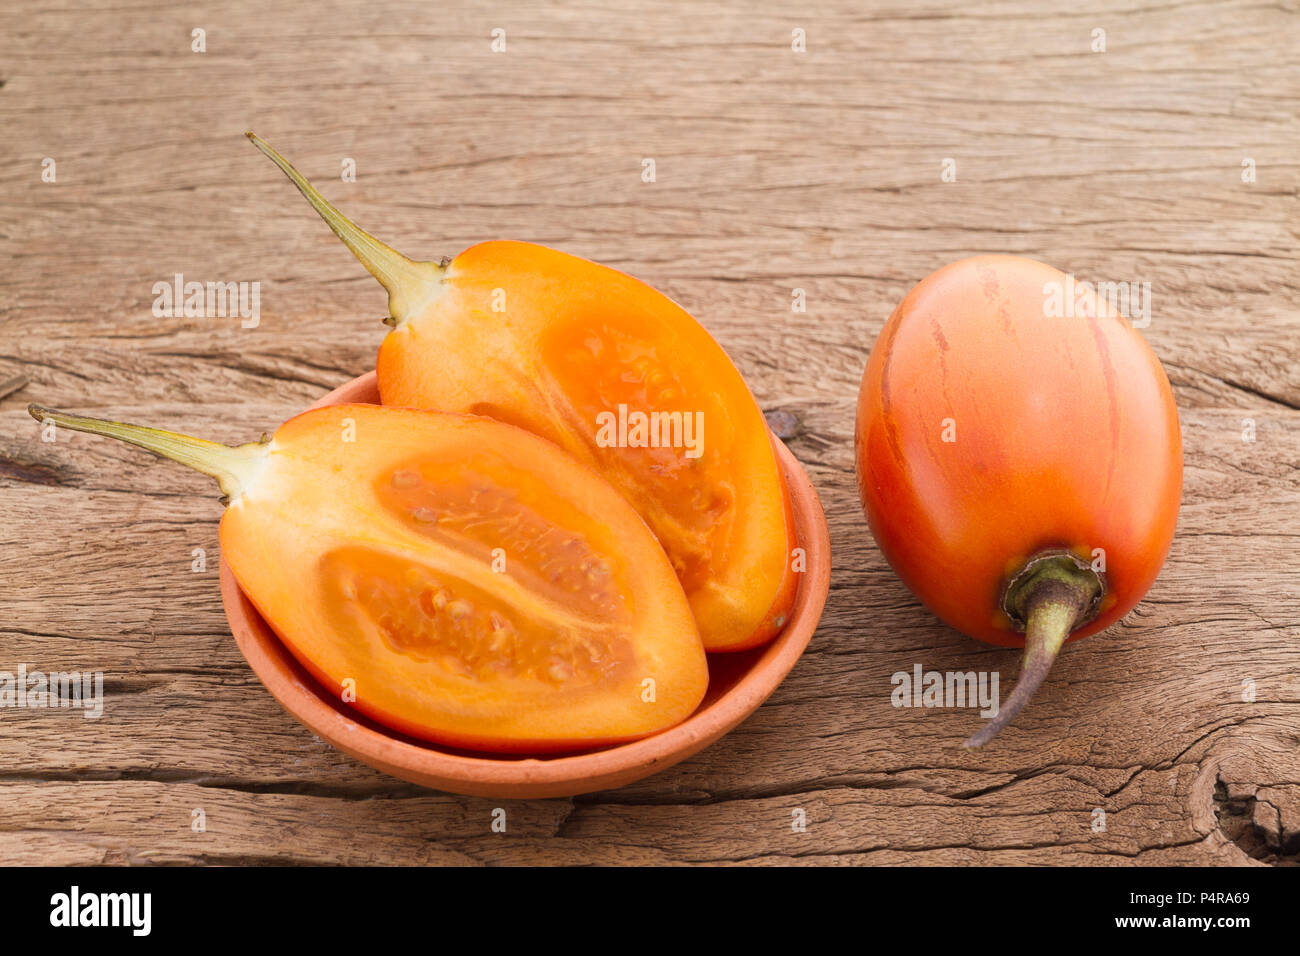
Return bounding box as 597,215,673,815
0,0,1296,865
2,407,1297,863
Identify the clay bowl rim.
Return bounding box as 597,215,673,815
219,371,831,798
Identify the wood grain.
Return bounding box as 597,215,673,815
1,0,1297,865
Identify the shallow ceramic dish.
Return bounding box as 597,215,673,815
219,371,831,798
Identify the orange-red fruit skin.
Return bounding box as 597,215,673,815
855,256,1182,647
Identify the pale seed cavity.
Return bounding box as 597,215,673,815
328,550,624,686
377,463,628,621
394,582,621,685
543,319,735,590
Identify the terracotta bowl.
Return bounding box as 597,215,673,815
220,372,831,798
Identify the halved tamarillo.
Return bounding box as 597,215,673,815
28,402,708,752
854,256,1182,747
246,133,797,652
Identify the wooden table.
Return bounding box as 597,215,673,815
2,0,1296,866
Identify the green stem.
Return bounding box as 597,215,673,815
28,404,268,500
963,556,1102,748
245,132,445,327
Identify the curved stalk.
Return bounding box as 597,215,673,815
246,132,444,327
963,557,1102,748
28,404,269,501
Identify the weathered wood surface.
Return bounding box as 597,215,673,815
1,0,1297,865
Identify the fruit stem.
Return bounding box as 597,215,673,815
27,404,269,501
963,556,1102,748
245,132,445,327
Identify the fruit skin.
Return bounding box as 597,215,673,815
855,256,1182,648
